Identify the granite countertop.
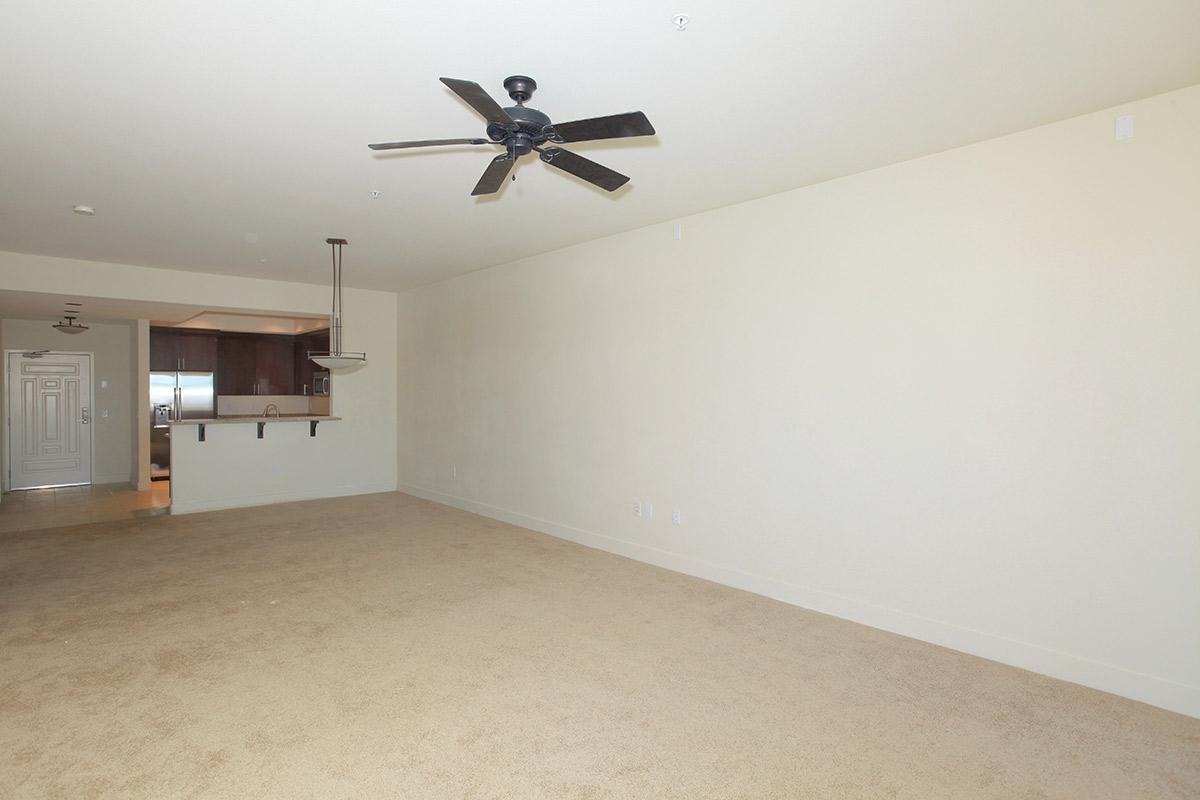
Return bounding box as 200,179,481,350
170,415,341,425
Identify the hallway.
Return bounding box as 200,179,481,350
0,482,169,533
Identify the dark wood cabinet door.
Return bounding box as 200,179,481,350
217,335,256,395
178,333,217,372
149,329,180,371
293,340,308,395
293,329,329,394
254,336,295,395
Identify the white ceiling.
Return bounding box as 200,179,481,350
0,289,326,331
2,1,1198,291
0,290,207,325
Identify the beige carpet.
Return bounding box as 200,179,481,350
1,492,1196,799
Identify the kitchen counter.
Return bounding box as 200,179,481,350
170,415,341,425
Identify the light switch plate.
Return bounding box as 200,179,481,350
1115,114,1135,142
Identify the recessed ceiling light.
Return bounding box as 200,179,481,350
72,205,96,216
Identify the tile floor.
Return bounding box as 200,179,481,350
0,481,170,533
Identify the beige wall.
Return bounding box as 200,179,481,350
2,318,136,486
0,321,4,502
0,255,399,509
134,320,150,490
217,395,313,416
397,84,1200,717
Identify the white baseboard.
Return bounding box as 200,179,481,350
170,482,397,515
398,482,1200,720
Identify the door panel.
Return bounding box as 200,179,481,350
254,336,294,395
217,335,256,395
294,329,329,395
177,372,215,419
178,333,217,371
149,329,180,370
7,352,93,489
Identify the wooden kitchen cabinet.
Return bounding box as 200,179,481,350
254,336,295,395
293,329,330,395
149,329,178,371
216,334,256,395
150,328,217,371
178,332,217,371
154,328,331,396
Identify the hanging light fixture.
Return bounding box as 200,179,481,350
53,302,89,334
309,238,367,369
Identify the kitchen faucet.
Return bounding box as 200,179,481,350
263,403,280,418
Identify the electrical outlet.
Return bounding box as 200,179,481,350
644,502,653,519
672,510,681,525
633,501,642,517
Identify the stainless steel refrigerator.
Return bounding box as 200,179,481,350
150,371,215,479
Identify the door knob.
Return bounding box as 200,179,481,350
81,407,90,424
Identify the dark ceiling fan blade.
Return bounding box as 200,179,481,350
545,111,655,143
538,147,630,191
368,138,493,150
440,78,517,130
471,154,515,196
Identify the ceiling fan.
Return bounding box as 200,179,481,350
368,76,655,196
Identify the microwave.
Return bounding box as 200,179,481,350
312,371,330,396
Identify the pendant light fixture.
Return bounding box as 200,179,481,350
309,238,367,369
53,302,89,334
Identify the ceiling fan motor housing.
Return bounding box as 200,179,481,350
503,75,536,103
487,104,552,156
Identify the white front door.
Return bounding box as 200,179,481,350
6,352,93,489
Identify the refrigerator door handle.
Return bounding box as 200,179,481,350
174,386,182,421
